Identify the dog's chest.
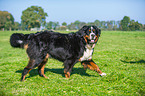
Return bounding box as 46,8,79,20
80,45,93,61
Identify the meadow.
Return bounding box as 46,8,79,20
0,30,145,96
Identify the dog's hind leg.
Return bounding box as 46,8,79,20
21,54,47,81
21,59,35,81
38,54,49,79
64,60,76,78
64,64,71,78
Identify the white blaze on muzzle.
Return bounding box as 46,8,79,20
89,26,96,43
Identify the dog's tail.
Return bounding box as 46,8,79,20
10,33,28,48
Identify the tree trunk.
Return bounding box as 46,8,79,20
9,27,11,31
2,28,4,31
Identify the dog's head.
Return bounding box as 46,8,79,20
79,25,101,44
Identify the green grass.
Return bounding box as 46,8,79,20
0,30,145,96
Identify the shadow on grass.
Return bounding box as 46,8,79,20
121,59,145,64
16,67,96,79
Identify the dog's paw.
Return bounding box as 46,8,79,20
100,73,106,76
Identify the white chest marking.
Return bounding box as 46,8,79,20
80,45,93,61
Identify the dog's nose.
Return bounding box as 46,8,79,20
90,33,96,40
91,34,95,38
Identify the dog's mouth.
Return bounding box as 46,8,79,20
84,35,97,44
89,33,96,44
89,40,95,43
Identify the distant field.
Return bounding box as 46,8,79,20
0,31,145,96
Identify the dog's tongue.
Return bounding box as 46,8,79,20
90,40,94,43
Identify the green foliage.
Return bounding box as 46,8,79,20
12,22,20,30
0,8,144,31
62,22,67,26
120,16,130,31
85,20,121,31
67,20,86,30
0,11,14,30
46,21,59,30
120,16,143,31
21,6,48,30
5,21,13,30
0,31,145,95
94,20,100,27
129,20,142,31
67,23,76,30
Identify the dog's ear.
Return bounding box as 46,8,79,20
78,25,89,36
81,25,89,31
93,26,101,37
98,28,101,37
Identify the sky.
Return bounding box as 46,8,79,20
0,0,145,25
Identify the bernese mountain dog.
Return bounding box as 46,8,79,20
10,25,106,81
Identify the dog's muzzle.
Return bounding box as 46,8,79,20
89,33,96,43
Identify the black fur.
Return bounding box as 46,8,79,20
10,25,105,81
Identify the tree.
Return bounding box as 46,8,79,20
0,11,14,31
113,24,117,30
53,22,59,30
128,20,135,31
62,22,67,26
143,24,145,31
94,20,100,27
46,21,59,30
5,21,12,30
100,21,106,29
74,20,81,29
12,22,20,30
113,21,118,30
78,22,86,29
67,21,86,30
21,6,48,30
120,16,130,31
46,21,53,29
129,20,142,31
67,23,76,30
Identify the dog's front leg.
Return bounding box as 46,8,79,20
81,60,106,76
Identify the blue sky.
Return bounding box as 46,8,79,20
0,0,145,25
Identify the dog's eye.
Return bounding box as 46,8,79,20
89,29,91,32
93,29,95,32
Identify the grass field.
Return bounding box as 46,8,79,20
0,30,145,96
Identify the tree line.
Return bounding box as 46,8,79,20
0,6,145,31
